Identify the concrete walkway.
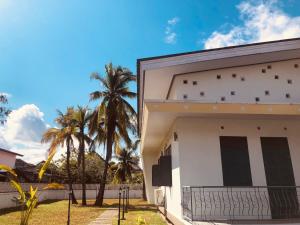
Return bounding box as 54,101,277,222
89,208,118,225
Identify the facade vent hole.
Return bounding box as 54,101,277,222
183,80,188,84
200,92,205,96
265,90,270,96
288,79,292,84
217,75,221,79
255,97,260,102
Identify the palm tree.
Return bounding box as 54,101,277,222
112,142,140,184
41,108,78,204
72,106,92,205
89,63,137,206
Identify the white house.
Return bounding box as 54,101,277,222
138,38,300,225
0,148,23,168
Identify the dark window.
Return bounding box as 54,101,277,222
295,64,299,68
262,69,266,73
193,81,197,85
241,77,245,81
274,75,279,79
183,80,188,84
255,97,260,102
183,94,188,99
220,136,253,186
200,92,205,96
152,165,161,186
286,93,291,98
217,75,221,79
265,90,270,96
288,79,292,84
232,73,237,78
267,65,272,69
230,91,235,96
260,137,298,219
221,96,226,101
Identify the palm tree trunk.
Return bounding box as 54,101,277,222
81,129,87,205
95,112,115,206
66,139,78,204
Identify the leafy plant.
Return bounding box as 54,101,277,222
136,216,147,225
0,149,56,225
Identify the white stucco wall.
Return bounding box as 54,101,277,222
177,117,300,187
169,59,300,104
0,151,17,168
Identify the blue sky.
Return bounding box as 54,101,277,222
1,0,300,162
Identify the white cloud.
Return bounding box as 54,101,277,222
164,17,180,44
204,0,300,49
168,17,180,26
0,104,50,164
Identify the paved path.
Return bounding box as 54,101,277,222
89,208,118,225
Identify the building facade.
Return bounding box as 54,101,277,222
138,38,300,224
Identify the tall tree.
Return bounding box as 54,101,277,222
112,142,140,184
89,63,137,206
0,93,11,125
41,108,78,204
72,106,92,205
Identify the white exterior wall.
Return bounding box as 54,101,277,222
0,151,17,168
176,117,300,187
169,59,300,104
0,189,143,209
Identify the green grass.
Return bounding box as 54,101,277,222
0,199,167,225
112,199,167,225
0,200,103,225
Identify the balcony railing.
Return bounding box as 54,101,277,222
182,186,300,222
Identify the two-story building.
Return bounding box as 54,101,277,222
138,38,300,224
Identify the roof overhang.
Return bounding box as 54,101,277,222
141,101,300,154
137,38,300,136
0,148,23,157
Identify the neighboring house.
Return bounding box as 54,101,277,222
138,38,300,225
0,148,23,168
0,148,23,181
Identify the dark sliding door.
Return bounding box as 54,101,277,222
220,136,252,186
261,137,299,219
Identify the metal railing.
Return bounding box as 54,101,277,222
182,186,300,222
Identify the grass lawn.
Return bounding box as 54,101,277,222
0,199,104,225
0,199,167,225
112,199,167,225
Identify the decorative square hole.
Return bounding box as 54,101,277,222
217,75,221,79
183,80,188,84
286,93,290,98
265,90,270,96
230,91,235,96
200,92,205,96
255,97,260,102
274,75,279,79
192,81,197,85
183,94,188,99
267,65,272,69
232,73,237,78
295,64,299,68
262,69,266,73
241,77,245,81
287,79,292,84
